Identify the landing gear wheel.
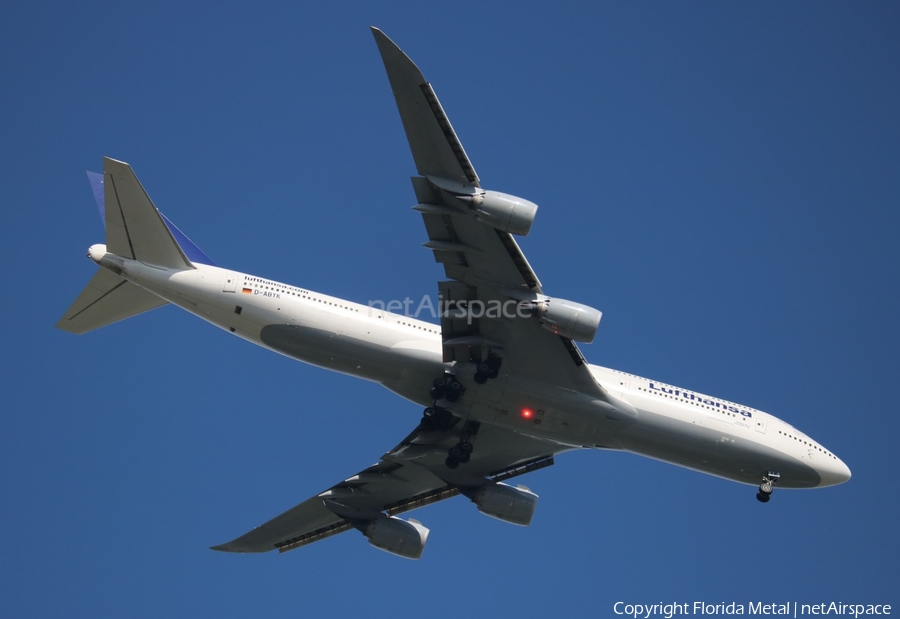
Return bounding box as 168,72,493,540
421,407,437,430
459,441,473,455
422,407,454,431
756,472,779,502
488,367,499,379
445,457,459,469
448,446,463,460
477,363,491,375
458,453,470,464
474,371,488,384
431,375,464,403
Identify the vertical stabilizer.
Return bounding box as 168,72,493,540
87,167,216,267
102,157,194,269
57,158,201,334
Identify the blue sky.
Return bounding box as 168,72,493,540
3,2,898,617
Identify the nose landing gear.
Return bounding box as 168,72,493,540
756,472,780,503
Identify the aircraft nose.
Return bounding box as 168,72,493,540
818,455,851,487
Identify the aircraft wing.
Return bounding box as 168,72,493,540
212,418,566,555
372,28,607,398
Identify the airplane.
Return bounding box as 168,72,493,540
57,28,851,560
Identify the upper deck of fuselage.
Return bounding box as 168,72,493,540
589,365,849,485
241,272,441,332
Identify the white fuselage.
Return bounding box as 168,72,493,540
99,254,850,491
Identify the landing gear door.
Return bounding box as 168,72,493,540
223,273,237,293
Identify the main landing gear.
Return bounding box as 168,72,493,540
756,472,780,503
420,406,454,431
473,356,502,385
418,410,481,470
421,372,466,431
420,371,482,468
430,375,464,402
445,421,481,469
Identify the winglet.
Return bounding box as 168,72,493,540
371,27,479,186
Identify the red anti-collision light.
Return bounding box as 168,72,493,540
521,408,533,419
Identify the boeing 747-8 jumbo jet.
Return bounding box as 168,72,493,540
58,29,850,560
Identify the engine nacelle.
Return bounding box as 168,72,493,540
528,298,602,343
474,482,539,527
463,190,538,236
363,516,430,560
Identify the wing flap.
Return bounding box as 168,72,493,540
212,419,566,554
372,28,479,186
211,497,344,553
383,39,600,395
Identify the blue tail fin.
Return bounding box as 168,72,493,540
86,166,216,267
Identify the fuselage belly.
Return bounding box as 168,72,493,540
107,257,846,491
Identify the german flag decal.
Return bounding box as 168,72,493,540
241,288,252,294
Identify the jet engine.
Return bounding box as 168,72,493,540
458,190,538,236
363,516,430,560
473,482,539,526
523,298,602,343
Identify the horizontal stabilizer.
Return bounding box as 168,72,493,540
56,269,168,334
